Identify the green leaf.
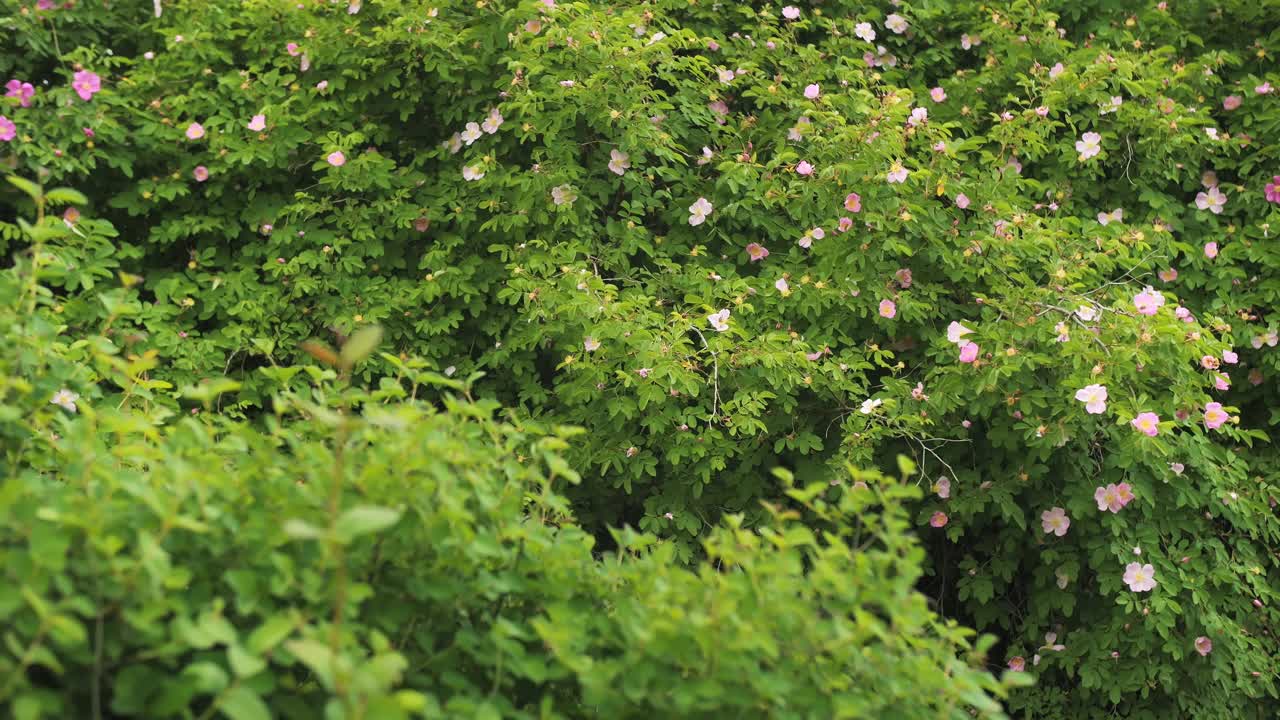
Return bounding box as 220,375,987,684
219,686,271,720
44,188,89,206
7,175,41,201
340,325,383,369
334,505,402,544
228,644,267,679
284,639,335,690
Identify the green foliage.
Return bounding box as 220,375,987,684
3,0,1280,716
0,244,1005,717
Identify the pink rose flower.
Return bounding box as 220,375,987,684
1075,384,1107,414
193,166,209,182
1265,176,1280,204
1195,636,1213,656
185,122,205,140
72,70,102,102
930,86,946,102
844,192,862,213
1123,562,1157,592
956,193,970,209
1204,402,1229,429
5,80,34,107
878,299,897,318
327,150,346,167
0,116,15,142
247,114,266,132
1131,412,1160,437
1223,95,1242,111
1041,507,1070,536
745,243,769,262
958,342,979,363
803,83,820,99
796,160,814,176
929,511,948,528
1132,286,1165,315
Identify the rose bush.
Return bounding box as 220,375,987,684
3,0,1279,716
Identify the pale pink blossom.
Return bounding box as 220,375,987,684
855,22,875,42
844,192,862,213
1131,412,1160,437
1195,636,1213,656
708,308,730,332
1075,132,1102,160
1049,62,1064,78
803,83,820,99
886,162,909,184
1204,402,1229,429
1257,82,1273,95
956,193,970,209
1041,507,1070,536
1123,562,1157,592
1159,268,1178,282
286,42,301,56
1223,95,1242,111
1076,305,1097,322
1075,384,1108,414
958,342,979,363
837,217,853,232
1223,349,1238,364
1133,286,1165,315
796,160,814,176
50,389,79,412
1097,208,1123,225
1095,484,1124,513
929,511,948,528
583,337,601,352
930,87,946,103
718,68,735,84
746,243,769,262
1008,657,1025,672
185,122,205,140
0,116,14,142
775,277,791,294
608,149,630,175
1204,242,1219,259
326,151,346,167
934,476,951,498
193,166,209,182
907,107,928,127
481,108,503,134
688,197,713,226
885,13,908,33
462,165,485,181
879,299,897,319
1195,186,1228,214
247,114,266,132
782,5,800,20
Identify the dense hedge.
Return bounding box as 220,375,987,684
2,0,1280,717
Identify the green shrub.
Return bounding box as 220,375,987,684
0,220,1006,717
3,0,1280,716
